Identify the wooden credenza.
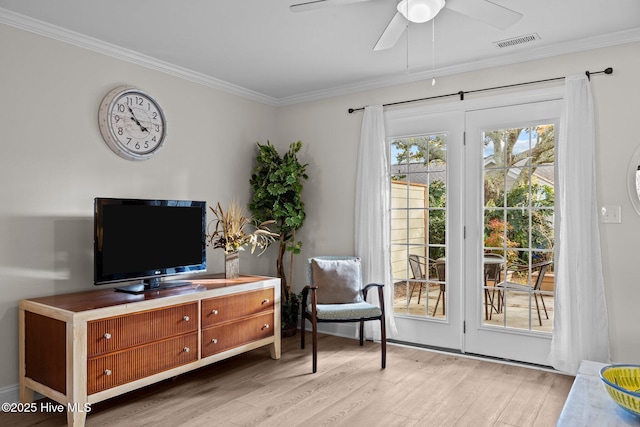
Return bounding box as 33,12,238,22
19,275,281,427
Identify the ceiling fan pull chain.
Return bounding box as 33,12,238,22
431,17,436,86
406,15,410,73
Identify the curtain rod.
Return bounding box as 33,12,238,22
347,67,613,114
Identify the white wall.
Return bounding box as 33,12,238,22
277,42,640,364
0,23,279,390
2,19,639,396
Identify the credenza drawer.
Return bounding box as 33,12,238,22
201,289,274,327
87,302,198,357
201,312,274,358
87,332,198,394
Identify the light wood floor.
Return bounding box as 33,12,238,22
2,333,574,427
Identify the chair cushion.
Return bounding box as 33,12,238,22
311,258,363,304
310,302,382,320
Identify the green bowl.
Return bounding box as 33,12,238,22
599,364,640,417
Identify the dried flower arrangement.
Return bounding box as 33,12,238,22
206,200,278,255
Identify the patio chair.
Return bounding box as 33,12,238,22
432,258,446,316
496,260,553,326
408,254,437,305
301,256,386,373
483,253,505,320
407,256,445,316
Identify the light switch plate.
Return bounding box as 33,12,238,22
601,205,622,223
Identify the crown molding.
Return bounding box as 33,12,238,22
0,8,280,106
277,27,640,106
1,7,638,107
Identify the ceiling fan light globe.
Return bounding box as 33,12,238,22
397,0,445,23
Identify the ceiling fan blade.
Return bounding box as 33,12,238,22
290,0,374,13
373,11,408,51
445,0,522,30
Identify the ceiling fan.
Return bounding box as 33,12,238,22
290,0,523,51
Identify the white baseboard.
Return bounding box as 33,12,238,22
0,383,19,404
0,383,44,404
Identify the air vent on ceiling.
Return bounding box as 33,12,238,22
494,33,541,49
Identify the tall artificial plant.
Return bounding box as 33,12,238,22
249,141,308,303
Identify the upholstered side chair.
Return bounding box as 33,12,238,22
300,256,386,373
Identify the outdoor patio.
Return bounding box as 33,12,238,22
393,283,554,333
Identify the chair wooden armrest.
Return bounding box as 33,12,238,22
300,285,317,307
363,283,384,299
363,283,386,319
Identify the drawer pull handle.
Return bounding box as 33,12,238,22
262,298,270,304
104,369,112,376
211,338,218,344
183,347,190,353
103,333,112,340
262,324,270,330
183,316,190,321
211,309,219,315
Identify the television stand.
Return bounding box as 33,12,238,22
19,275,281,427
115,279,193,294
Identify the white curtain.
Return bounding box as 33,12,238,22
355,105,398,338
547,75,611,374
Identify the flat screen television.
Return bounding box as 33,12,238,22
94,197,207,293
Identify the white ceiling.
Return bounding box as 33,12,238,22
1,0,639,105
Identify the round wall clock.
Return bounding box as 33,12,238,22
98,86,167,161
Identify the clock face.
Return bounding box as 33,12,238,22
98,86,167,161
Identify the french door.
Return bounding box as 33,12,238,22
463,100,560,365
386,93,561,365
387,111,464,350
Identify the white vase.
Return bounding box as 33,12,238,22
225,252,240,279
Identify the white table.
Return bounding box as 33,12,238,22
557,360,640,426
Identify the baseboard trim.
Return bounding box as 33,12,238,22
0,383,45,404
0,383,19,404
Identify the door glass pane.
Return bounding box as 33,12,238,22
391,134,447,319
482,126,555,332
